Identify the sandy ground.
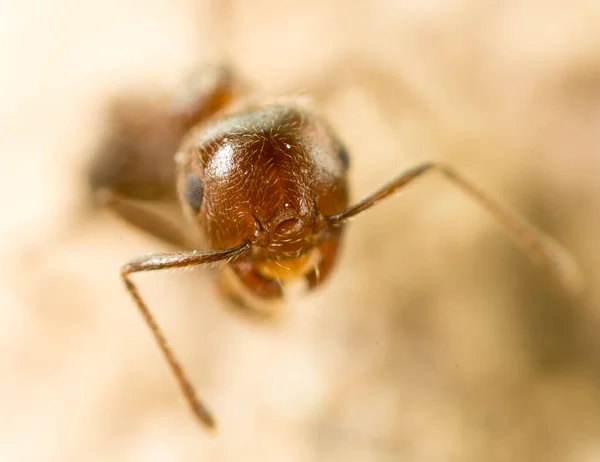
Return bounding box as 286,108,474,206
1,1,600,461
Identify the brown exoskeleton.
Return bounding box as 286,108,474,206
88,64,581,431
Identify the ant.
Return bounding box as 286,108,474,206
88,64,581,431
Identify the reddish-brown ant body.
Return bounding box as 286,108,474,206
88,64,580,431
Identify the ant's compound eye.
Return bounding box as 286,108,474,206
184,174,204,212
338,144,350,171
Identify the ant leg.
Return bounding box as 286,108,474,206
326,162,582,294
120,241,250,429
96,189,191,249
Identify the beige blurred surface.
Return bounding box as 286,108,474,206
2,1,600,461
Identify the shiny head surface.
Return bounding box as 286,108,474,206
176,103,350,261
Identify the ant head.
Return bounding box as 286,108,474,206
177,103,349,259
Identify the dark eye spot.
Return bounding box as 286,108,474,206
184,174,204,212
338,144,350,171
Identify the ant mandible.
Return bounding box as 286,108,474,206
88,64,580,431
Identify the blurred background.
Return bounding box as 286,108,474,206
1,0,600,461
